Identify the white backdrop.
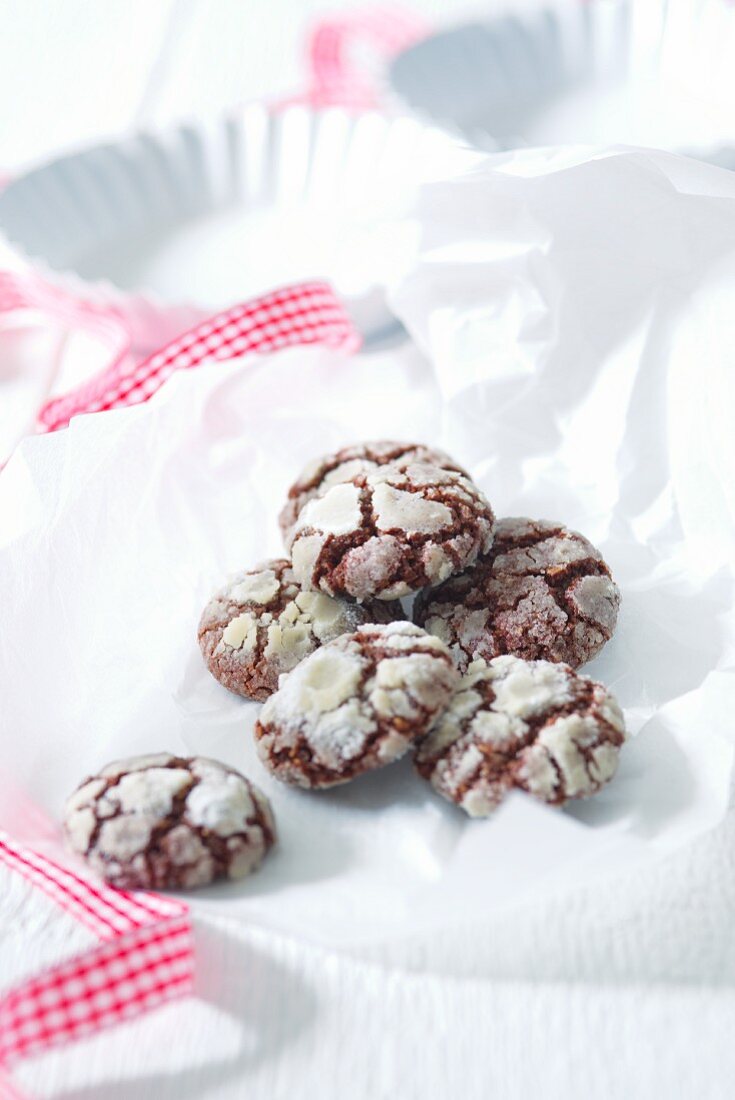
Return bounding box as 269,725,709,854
0,0,524,170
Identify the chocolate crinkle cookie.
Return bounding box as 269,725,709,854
415,655,627,817
64,753,276,890
287,462,495,602
198,558,402,700
254,621,459,789
279,440,469,540
414,517,620,670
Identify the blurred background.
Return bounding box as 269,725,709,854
3,0,735,459
0,0,473,170
3,0,735,172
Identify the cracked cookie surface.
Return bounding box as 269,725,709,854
254,621,459,789
414,517,619,670
64,754,276,889
198,558,403,700
287,462,495,601
279,440,469,541
415,655,626,816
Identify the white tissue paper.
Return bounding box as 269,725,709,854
2,145,735,949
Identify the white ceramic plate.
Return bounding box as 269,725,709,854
0,105,476,349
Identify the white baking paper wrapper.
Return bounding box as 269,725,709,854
2,145,735,949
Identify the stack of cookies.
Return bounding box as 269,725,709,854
63,440,626,892
201,440,626,814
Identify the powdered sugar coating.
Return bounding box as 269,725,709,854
64,754,276,889
198,558,402,700
415,517,620,671
279,440,469,540
287,463,495,601
416,655,627,816
254,621,459,789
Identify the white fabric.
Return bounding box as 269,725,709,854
6,815,735,1100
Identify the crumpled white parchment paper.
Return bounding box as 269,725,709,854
1,145,734,948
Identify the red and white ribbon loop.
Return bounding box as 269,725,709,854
0,274,360,435
304,5,428,108
39,280,360,432
0,832,194,1097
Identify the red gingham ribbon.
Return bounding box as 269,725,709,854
0,832,194,1097
0,273,359,435
40,281,359,431
299,5,428,109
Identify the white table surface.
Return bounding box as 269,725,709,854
2,2,735,1098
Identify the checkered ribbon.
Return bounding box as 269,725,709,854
300,5,428,108
0,832,194,1099
0,7,416,438
0,272,359,435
